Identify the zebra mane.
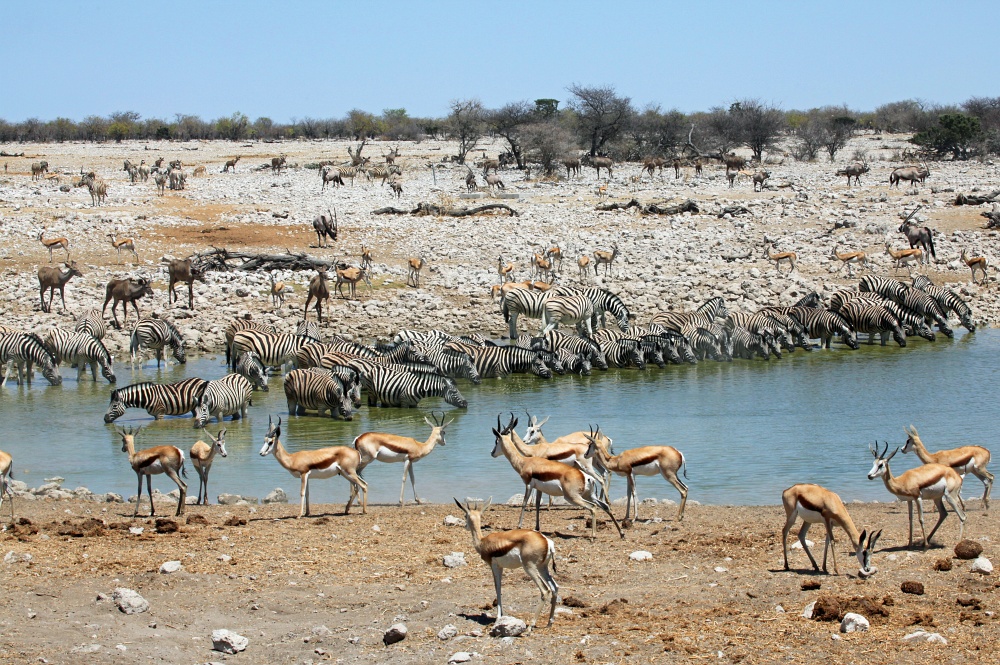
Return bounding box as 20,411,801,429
23,332,58,363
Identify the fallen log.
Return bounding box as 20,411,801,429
372,202,519,217
594,199,699,215
982,211,1000,229
955,190,1000,206
717,205,752,218
595,199,641,211
190,247,332,272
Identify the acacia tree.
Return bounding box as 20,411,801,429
730,99,785,162
520,122,577,176
911,113,982,160
447,98,486,164
489,101,534,168
567,84,634,156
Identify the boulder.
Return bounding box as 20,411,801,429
263,488,288,504
902,630,948,645
159,561,183,574
112,588,149,615
489,616,527,638
211,629,248,654
383,623,408,645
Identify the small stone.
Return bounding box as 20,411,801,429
902,630,948,645
901,581,924,595
443,552,467,568
263,488,288,504
840,613,869,633
714,566,728,573
218,554,232,563
955,540,984,560
383,623,408,645
212,629,248,654
112,588,149,615
217,494,241,506
128,526,144,535
159,560,182,574
629,550,653,562
70,644,101,654
801,601,816,620
449,652,473,663
970,557,993,575
4,551,32,564
489,616,527,638
438,624,458,640
312,625,331,636
790,539,815,550
443,515,464,527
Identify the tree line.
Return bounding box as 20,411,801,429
2,87,998,171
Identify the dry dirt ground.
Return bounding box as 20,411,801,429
0,498,996,664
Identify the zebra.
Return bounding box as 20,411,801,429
840,291,938,342
0,333,62,386
600,338,646,369
365,164,401,185
555,347,591,375
224,318,276,365
728,312,796,354
76,172,107,206
652,296,728,333
895,286,952,338
74,309,108,340
393,329,460,346
838,301,906,346
553,286,631,332
45,328,116,383
294,342,352,369
756,310,812,351
194,374,253,427
685,326,728,361
284,368,353,419
229,331,317,374
731,326,771,360
327,365,363,408
346,358,468,408
537,329,609,370
295,320,321,341
501,288,549,339
333,165,364,185
634,325,697,364
859,275,907,302
782,307,858,349
541,294,596,337
413,345,482,384
235,351,269,391
130,317,186,368
913,275,975,332
464,345,552,379
104,378,209,422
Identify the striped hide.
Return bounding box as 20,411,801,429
0,333,62,386
194,374,253,427
45,328,116,383
130,317,186,367
104,378,209,422
284,368,353,419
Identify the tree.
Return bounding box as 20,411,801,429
702,106,742,154
823,114,856,161
730,99,785,162
911,113,982,160
346,109,379,139
489,101,534,168
567,84,634,156
872,100,936,134
520,122,576,176
446,98,486,164
626,106,686,160
215,112,249,141
534,99,560,119
792,116,824,161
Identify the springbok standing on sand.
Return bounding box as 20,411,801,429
118,425,188,518
190,428,228,505
903,425,993,510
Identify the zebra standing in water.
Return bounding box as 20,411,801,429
413,345,482,384
234,351,269,391
345,358,468,408
553,286,632,331
537,329,609,370
104,378,209,422
131,317,186,367
541,293,596,337
782,307,858,349
74,309,108,340
45,328,116,383
599,338,646,369
225,317,276,365
230,331,318,374
501,289,549,339
0,333,62,385
283,368,353,419
652,296,728,333
838,301,907,346
194,374,254,427
462,345,552,379
913,275,975,332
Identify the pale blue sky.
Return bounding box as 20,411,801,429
3,1,994,122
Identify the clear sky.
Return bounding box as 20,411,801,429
3,1,994,122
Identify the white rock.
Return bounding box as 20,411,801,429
211,629,249,654
840,613,869,633
4,551,32,564
112,588,149,615
383,623,408,645
443,552,467,568
490,616,527,638
263,488,288,504
902,630,948,645
790,539,815,550
629,550,653,562
128,526,144,535
159,560,182,574
443,515,465,527
971,556,993,575
70,644,102,654
438,624,458,640
802,601,816,619
449,652,474,663
714,566,728,573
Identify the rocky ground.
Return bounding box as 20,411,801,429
0,495,997,664
0,136,998,362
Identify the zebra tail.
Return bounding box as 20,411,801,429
129,330,139,360
501,299,510,323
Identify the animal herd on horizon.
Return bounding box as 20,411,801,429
1,145,996,631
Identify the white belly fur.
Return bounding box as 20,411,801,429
529,478,565,497
795,506,825,524
631,461,661,476
919,478,948,499
375,448,409,464
308,463,342,479
493,547,524,569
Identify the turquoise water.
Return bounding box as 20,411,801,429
3,330,995,507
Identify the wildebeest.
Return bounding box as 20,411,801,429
166,258,206,309
102,277,154,328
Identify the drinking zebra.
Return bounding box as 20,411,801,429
895,286,952,337
731,326,771,360
552,286,631,332
555,347,591,375
536,329,609,370
104,378,209,422
541,294,596,337
74,309,108,340
782,307,858,349
501,289,549,339
284,368,353,419
224,318,276,365
229,331,317,374
131,317,186,367
859,275,907,301
0,333,62,386
685,326,729,361
912,275,975,332
652,296,728,333
728,312,796,354
413,345,482,384
600,338,646,369
346,358,468,408
463,345,552,379
838,302,906,346
234,351,269,391
45,328,116,383
194,374,254,427
393,329,460,346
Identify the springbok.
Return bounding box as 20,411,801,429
583,426,688,522
903,425,992,510
514,413,609,500
454,498,559,631
0,449,13,521
190,428,227,505
781,483,881,577
360,246,373,272
961,248,989,285
491,415,623,539
593,245,619,278
497,255,515,284
531,252,554,283
831,245,868,276
118,425,188,518
334,261,371,299
259,416,368,517
406,256,425,288
764,243,796,274
38,230,70,262
867,442,966,549
352,411,452,506
545,246,563,273
577,255,591,281
108,233,139,264
269,272,286,310
885,242,922,275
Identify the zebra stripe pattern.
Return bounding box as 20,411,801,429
652,296,728,333
537,329,609,370
463,345,552,379
600,338,646,369
74,309,108,340
45,328,116,383
838,301,906,347
913,276,975,332
782,307,858,349
365,164,401,185
731,326,771,360
345,358,468,408
235,351,269,391
131,317,186,367
413,345,482,384
104,378,209,422
225,318,275,365
541,294,595,337
284,368,353,419
230,331,317,373
501,289,549,339
194,373,253,427
553,286,631,332
0,332,62,385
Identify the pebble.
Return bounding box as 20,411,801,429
902,630,948,645
443,552,467,568
629,550,653,562
490,616,527,638
971,556,993,575
112,588,149,615
4,551,32,564
159,560,183,574
448,652,474,663
438,624,458,640
443,515,464,527
383,623,408,645
211,629,249,654
840,613,869,633
801,601,816,619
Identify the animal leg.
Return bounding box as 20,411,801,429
164,467,186,516
943,491,966,541
798,522,820,571
663,470,689,521
298,473,310,518
523,562,551,630
491,563,505,622
399,460,411,507
535,488,543,532
146,474,155,517
517,484,532,528
925,497,949,547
